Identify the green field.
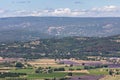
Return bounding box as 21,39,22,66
89,69,109,75
8,67,110,79
9,67,88,79
10,68,35,74
0,58,119,80
64,66,84,70
28,72,67,79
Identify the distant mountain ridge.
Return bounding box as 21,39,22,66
0,17,120,42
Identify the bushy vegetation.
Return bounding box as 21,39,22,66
84,65,108,70
0,35,120,80
109,69,120,75
0,35,120,59
0,72,26,78
15,62,24,68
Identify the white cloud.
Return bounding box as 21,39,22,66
51,8,85,16
29,11,42,16
0,5,120,17
89,5,120,17
52,8,71,15
0,9,5,14
92,5,118,12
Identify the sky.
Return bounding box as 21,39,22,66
0,0,120,17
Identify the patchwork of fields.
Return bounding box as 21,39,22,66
0,58,119,80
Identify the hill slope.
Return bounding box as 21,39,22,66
0,17,120,42
0,35,120,58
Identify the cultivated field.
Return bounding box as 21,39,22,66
28,59,66,67
100,75,120,80
0,58,119,80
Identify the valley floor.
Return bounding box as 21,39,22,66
0,58,119,80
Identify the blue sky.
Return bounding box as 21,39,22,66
0,0,120,17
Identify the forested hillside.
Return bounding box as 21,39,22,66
0,35,120,59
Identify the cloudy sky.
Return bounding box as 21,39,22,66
0,0,120,17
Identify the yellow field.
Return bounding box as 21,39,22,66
0,67,11,72
60,70,89,74
27,58,109,68
27,59,66,67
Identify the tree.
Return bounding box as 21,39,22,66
35,69,40,73
82,63,85,66
70,64,73,67
15,62,24,68
109,70,113,76
68,72,72,76
48,69,53,73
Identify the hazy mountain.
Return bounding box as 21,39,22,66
0,17,120,42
